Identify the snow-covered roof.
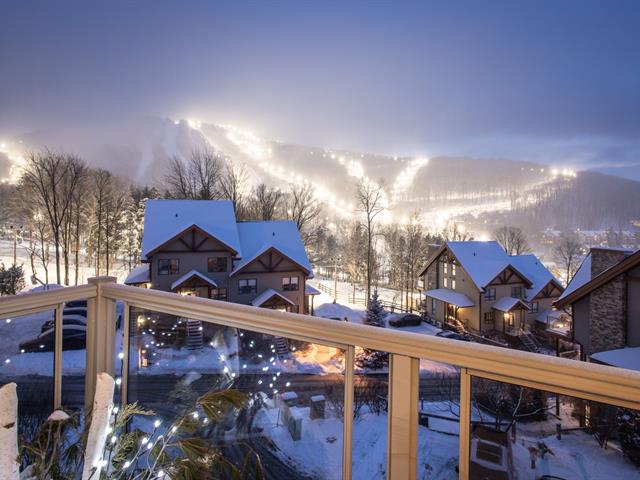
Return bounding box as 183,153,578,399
591,347,640,372
141,200,242,260
446,241,519,290
124,265,150,285
170,270,218,291
251,288,295,307
557,253,592,302
510,254,561,301
305,284,321,295
492,296,530,312
425,288,475,308
231,221,313,277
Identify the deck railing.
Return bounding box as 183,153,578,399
1,276,640,479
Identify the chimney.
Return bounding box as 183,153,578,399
590,247,630,277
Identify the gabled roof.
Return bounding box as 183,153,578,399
170,270,218,291
591,347,640,372
425,288,475,308
251,288,296,307
124,265,150,285
556,248,640,308
510,254,563,301
492,296,530,312
231,221,313,277
305,284,321,296
420,241,535,291
141,200,242,260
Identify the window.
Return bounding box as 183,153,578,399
282,276,299,291
238,279,257,294
443,278,448,288
210,288,228,301
207,257,228,273
158,259,179,275
484,288,496,300
451,279,456,290
529,301,539,313
431,298,437,315
511,286,523,298
452,263,456,276
484,311,495,323
443,262,448,274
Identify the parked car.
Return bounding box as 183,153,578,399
40,314,87,333
20,325,86,353
388,313,422,327
435,330,468,341
321,316,345,321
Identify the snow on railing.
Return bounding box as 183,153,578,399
2,277,640,480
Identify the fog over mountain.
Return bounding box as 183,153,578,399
2,116,639,234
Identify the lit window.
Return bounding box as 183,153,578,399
452,279,456,290
452,263,456,276
443,278,448,288
443,262,448,274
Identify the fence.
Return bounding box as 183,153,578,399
316,282,416,313
1,276,640,479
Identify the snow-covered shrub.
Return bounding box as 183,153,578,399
0,264,26,296
618,408,640,466
356,291,389,370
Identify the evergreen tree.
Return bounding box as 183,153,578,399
356,291,389,369
0,263,26,295
618,408,640,466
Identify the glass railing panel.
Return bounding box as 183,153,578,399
469,376,640,479
127,306,346,479
0,309,55,426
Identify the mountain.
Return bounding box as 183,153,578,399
3,116,640,232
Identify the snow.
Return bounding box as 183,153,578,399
558,253,592,301
82,372,114,480
232,221,313,277
510,254,562,301
492,296,529,312
123,264,149,285
591,347,640,372
170,269,218,290
424,288,475,308
305,284,321,296
0,383,19,480
315,300,364,323
251,288,295,307
446,241,513,289
141,199,242,259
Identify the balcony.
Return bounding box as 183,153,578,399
1,276,639,479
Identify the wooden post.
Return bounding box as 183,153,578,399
387,354,419,480
85,276,117,411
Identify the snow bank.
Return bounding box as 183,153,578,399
0,383,19,480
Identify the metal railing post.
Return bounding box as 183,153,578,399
387,354,419,480
85,276,117,411
53,302,64,409
458,368,471,480
342,345,355,480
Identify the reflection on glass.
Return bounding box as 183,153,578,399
127,306,345,479
470,376,640,479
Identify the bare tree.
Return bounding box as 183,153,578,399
19,150,86,285
356,178,386,304
248,183,283,220
554,233,584,285
441,221,473,242
165,148,223,200
494,226,530,255
219,161,249,216
286,183,323,247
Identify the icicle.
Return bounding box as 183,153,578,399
0,383,19,480
82,373,115,480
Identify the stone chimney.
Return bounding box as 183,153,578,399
590,247,630,277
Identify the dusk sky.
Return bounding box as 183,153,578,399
2,1,640,178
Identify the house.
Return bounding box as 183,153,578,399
419,241,563,337
555,247,640,370
124,199,317,314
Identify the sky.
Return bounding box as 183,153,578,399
1,0,640,178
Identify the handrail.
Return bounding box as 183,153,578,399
100,283,640,410
0,284,97,319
